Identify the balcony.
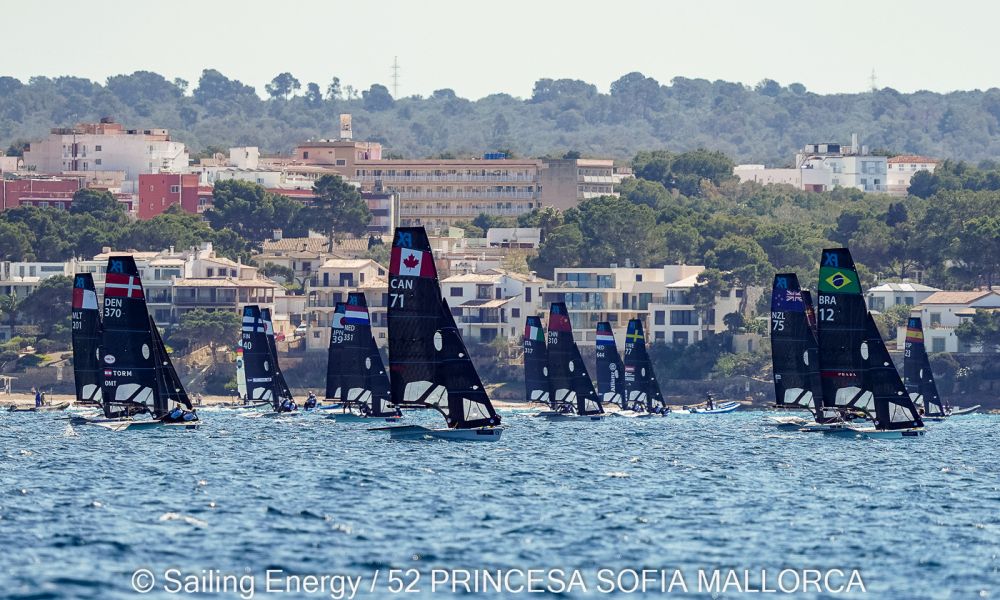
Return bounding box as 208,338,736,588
400,206,532,217
173,295,238,306
394,191,538,200
357,174,537,184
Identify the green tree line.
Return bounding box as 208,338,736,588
6,70,1000,163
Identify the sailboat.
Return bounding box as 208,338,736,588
903,316,947,421
843,313,925,438
621,318,672,416
322,302,347,410
330,292,402,422
241,304,297,416
804,248,872,432
522,315,551,406
594,321,627,411
71,273,102,408
535,302,605,421
235,345,248,401
377,226,503,441
83,256,199,430
768,273,823,428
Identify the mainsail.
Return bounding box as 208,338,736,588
325,302,347,402
816,248,871,417
863,313,924,430
769,273,823,418
903,316,945,417
388,227,501,429
623,319,665,412
149,315,193,413
99,256,165,419
545,302,604,415
594,321,625,408
71,273,102,405
523,316,551,405
235,346,247,400
241,305,281,410
801,289,819,339
341,292,399,417
261,308,292,401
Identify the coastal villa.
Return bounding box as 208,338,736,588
896,290,1000,353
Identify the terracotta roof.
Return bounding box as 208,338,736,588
887,155,939,164
441,273,503,283
173,277,280,288
920,291,992,305
319,258,379,269
260,238,332,253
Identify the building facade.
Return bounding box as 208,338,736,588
538,158,617,210
866,282,940,312
886,155,938,196
23,120,189,184
303,259,388,350
896,290,1000,353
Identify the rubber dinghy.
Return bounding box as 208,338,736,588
767,273,823,429
903,317,949,421
374,226,502,441
81,257,200,431
240,305,298,417
533,302,605,421
329,292,402,423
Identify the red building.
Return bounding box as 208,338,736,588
0,176,84,210
137,173,204,219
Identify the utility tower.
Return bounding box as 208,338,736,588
391,56,400,98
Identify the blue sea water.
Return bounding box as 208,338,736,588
0,410,997,599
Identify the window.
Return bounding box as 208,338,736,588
735,289,744,298
525,287,532,302
672,331,689,345
670,310,696,325
929,312,942,327
95,159,102,165
635,274,643,282
931,338,946,353
339,273,354,287
655,331,665,342
206,268,214,277
511,308,520,318
336,159,346,166
654,311,665,326
303,151,309,159
170,185,180,193
450,287,463,297
313,331,321,339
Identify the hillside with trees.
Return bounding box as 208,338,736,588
5,70,1000,162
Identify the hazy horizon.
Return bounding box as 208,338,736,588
6,0,1000,100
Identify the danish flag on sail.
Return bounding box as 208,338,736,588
104,272,144,298
390,247,436,278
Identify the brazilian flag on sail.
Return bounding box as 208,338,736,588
817,248,861,295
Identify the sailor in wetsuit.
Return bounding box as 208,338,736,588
279,398,298,412
165,406,199,422
705,392,715,411
304,391,317,410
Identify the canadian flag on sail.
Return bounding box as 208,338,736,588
391,247,436,278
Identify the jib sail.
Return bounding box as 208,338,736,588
903,316,944,417
863,313,923,430
816,248,870,417
342,292,399,417
523,316,551,405
388,227,501,429
325,302,347,401
261,308,292,401
770,273,823,419
546,302,603,416
71,273,102,405
594,321,625,408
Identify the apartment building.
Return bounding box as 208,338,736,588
540,265,758,347
23,119,189,185
895,290,1000,353
137,173,206,219
734,134,891,194
538,158,617,209
440,270,548,343
303,258,388,350
354,158,543,231
886,155,938,196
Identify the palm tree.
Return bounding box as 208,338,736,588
0,292,19,330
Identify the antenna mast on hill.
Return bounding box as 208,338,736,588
391,56,401,98
869,68,878,92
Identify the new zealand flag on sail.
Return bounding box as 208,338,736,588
771,274,806,313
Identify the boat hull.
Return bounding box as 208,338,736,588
373,424,504,441
768,415,811,429
798,421,851,433
676,401,741,414
846,425,926,439
8,402,71,413
534,411,605,421
83,418,200,431
329,412,402,423
949,405,980,416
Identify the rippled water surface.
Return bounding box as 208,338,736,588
1,410,997,599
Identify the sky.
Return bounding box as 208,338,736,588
6,0,998,99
